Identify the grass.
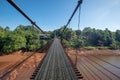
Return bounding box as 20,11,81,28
83,46,96,50
83,46,109,50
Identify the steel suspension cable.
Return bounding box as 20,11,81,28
62,0,82,33
7,0,46,34
78,5,81,30
74,1,82,66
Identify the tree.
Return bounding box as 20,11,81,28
0,27,6,53
75,30,81,36
110,40,120,49
71,36,84,48
82,27,98,46
0,25,43,54
4,26,10,32
1,33,26,53
25,34,40,50
103,28,113,46
63,28,76,41
62,39,70,48
115,30,120,42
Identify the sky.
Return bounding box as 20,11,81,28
0,0,120,31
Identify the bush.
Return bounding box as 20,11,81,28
110,41,120,49
83,46,96,50
62,39,70,48
97,47,109,50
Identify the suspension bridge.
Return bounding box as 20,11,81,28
1,0,83,80
1,0,120,80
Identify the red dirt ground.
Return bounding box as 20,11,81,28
0,51,45,80
67,49,120,55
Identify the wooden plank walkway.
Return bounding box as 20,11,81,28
34,38,78,80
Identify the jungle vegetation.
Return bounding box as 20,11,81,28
0,25,120,54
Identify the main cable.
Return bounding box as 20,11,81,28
62,0,83,33
78,4,81,30
7,0,46,34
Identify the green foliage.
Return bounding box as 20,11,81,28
110,41,120,49
115,30,120,42
103,28,113,46
75,30,81,36
70,36,84,48
63,28,76,41
62,39,70,48
97,47,109,50
50,26,120,49
1,25,120,54
83,46,96,50
81,28,114,46
1,33,25,53
25,34,40,50
0,25,49,54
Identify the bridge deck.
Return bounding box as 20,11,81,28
34,38,78,80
